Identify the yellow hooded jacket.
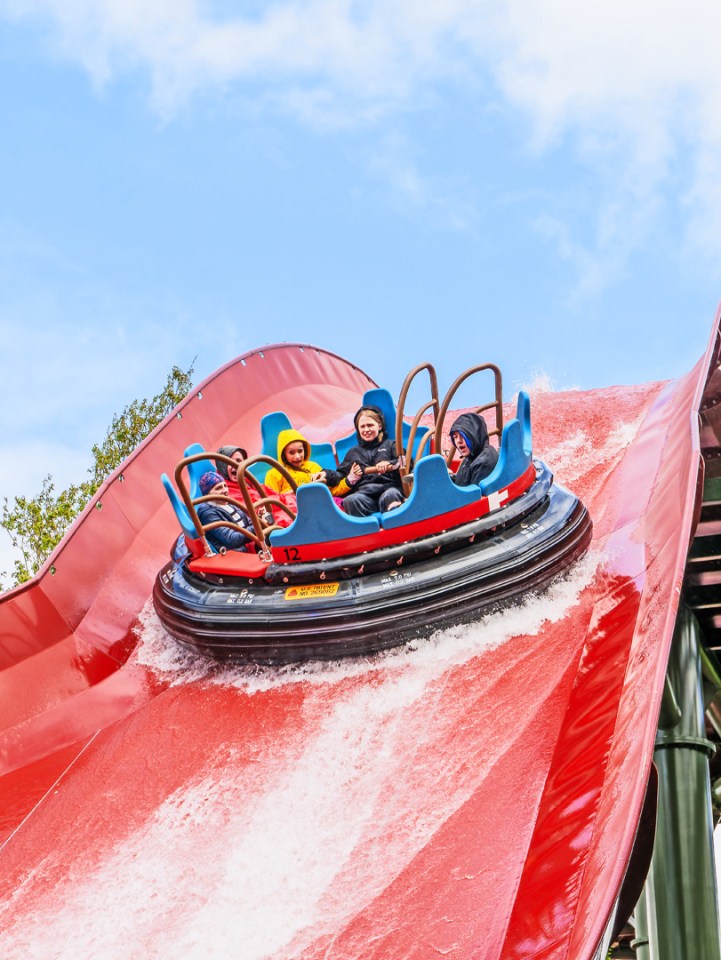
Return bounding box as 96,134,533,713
264,428,350,497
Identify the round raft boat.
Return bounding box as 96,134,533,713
153,358,592,663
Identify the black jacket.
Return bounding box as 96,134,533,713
197,499,252,552
337,406,402,491
449,412,499,487
215,445,247,481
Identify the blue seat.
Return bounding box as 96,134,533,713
161,473,198,540
184,443,218,499
269,483,380,548
161,472,223,554
306,441,337,472
250,411,338,482
246,411,292,482
380,454,481,530
479,419,533,496
516,390,532,457
361,388,399,440
334,388,431,465
334,431,358,465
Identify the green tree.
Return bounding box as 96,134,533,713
0,363,194,591
87,364,194,490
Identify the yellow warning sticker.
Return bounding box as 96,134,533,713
284,583,340,600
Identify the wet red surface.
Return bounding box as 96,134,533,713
0,322,718,959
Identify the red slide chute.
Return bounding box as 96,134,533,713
1,318,718,958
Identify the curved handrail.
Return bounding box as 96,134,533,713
434,363,503,467
404,401,436,463
395,362,440,483
235,456,298,539
173,452,297,559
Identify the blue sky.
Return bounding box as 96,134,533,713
1,0,721,569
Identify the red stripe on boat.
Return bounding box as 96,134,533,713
271,463,538,565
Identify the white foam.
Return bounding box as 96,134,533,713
542,415,644,486
1,555,599,960
135,551,600,693
517,371,581,395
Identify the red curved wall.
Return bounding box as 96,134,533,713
1,314,720,960
0,344,375,770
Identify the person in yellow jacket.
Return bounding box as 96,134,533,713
265,428,350,502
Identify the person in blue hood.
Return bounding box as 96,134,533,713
196,471,254,552
336,405,405,516
449,412,499,487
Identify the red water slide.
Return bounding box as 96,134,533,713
0,316,718,959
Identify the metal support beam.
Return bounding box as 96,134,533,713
633,876,654,960
641,604,721,959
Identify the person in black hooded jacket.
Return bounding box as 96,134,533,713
449,412,499,487
215,443,277,525
215,444,248,498
336,405,405,516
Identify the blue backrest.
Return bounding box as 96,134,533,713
184,443,218,499
334,429,358,465
269,482,380,548
306,441,338,472
250,411,339,482
247,411,293,481
334,388,431,465
161,473,198,540
363,388,398,439
516,390,532,457
380,455,481,530
479,419,533,496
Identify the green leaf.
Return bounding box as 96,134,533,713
0,362,194,591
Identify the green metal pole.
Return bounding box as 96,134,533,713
647,604,721,959
633,875,655,960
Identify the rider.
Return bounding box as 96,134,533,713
448,412,499,486
264,428,350,501
215,445,248,500
215,444,286,527
336,406,405,516
196,471,254,553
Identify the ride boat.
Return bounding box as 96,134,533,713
153,358,593,663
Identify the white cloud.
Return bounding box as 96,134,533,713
5,0,721,276
1,0,482,116
493,0,719,144
4,1,719,140
488,1,721,269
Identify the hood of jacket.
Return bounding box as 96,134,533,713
215,444,247,480
449,412,490,458
353,404,387,448
276,428,311,464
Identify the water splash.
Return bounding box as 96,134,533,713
0,553,601,960
134,551,601,694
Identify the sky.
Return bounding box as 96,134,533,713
2,0,721,573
